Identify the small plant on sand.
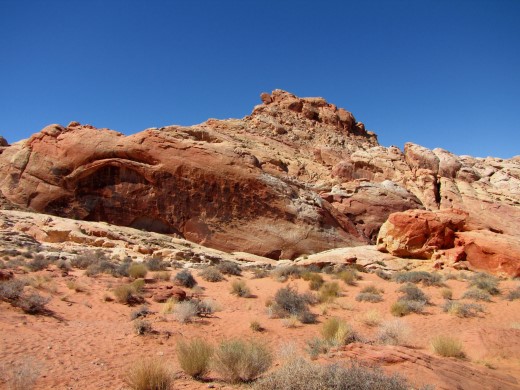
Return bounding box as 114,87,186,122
440,288,453,300
250,320,264,332
161,297,177,315
281,315,300,328
356,285,383,303
199,266,224,282
114,283,143,305
272,265,304,282
173,270,197,288
302,272,324,290
468,272,500,295
173,300,199,323
337,269,360,286
462,287,492,302
442,300,484,317
126,358,173,390
133,319,153,335
318,281,341,303
431,335,465,358
393,271,444,286
145,257,168,271
253,358,416,390
359,310,382,327
128,263,148,279
391,283,428,316
375,269,392,281
6,359,40,390
506,286,520,301
321,317,358,346
27,254,50,271
217,261,242,276
212,339,273,383
153,271,171,282
377,319,410,346
306,337,329,359
271,285,315,323
230,279,251,297
131,305,151,320
176,338,213,379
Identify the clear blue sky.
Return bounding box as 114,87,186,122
1,0,519,158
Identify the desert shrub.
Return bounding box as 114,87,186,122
250,320,264,332
298,310,317,324
253,358,414,390
230,279,251,297
390,300,425,317
161,297,177,315
173,270,197,288
199,266,224,282
318,281,341,303
440,288,453,300
128,263,148,279
6,359,40,390
113,283,143,305
27,254,50,271
192,298,220,317
15,293,50,314
442,300,484,317
70,250,107,269
356,292,383,303
302,272,324,290
306,337,329,359
281,315,299,328
468,273,500,295
126,358,173,390
176,338,213,378
506,286,520,301
173,301,199,323
133,319,153,335
393,271,443,286
272,265,304,282
217,261,242,276
431,335,465,358
153,271,171,282
212,339,272,383
337,269,359,286
462,287,492,302
131,305,151,320
397,283,429,303
271,285,311,321
377,320,410,346
145,257,167,271
321,317,357,346
251,267,270,279
0,279,26,301
359,310,382,327
84,260,117,277
375,269,392,281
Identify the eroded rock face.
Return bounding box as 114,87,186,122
1,90,519,264
376,209,468,259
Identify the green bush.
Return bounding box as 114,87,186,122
212,339,272,383
176,338,213,378
272,285,312,322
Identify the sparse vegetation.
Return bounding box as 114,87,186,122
375,269,392,281
431,335,465,358
321,317,357,346
113,283,143,305
212,339,272,383
128,263,148,279
440,288,453,300
131,305,151,320
337,268,360,286
442,300,484,317
125,358,173,390
27,254,50,271
506,286,520,301
302,272,324,290
199,266,225,282
250,320,264,332
176,338,213,378
359,310,382,327
397,283,429,303
133,319,153,335
253,358,415,390
173,300,199,323
272,265,304,282
468,273,500,295
306,337,328,359
270,285,314,323
145,257,168,271
230,279,251,297
318,281,341,303
393,271,444,286
153,271,171,282
174,270,197,288
462,287,492,302
377,319,410,346
356,285,383,303
217,261,242,276
5,359,40,390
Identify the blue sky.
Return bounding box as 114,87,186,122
1,0,519,158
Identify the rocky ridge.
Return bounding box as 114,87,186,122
0,90,519,274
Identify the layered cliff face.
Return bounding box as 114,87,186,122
0,90,519,264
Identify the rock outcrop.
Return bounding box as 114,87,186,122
0,90,519,267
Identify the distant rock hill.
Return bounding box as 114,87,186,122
0,90,519,275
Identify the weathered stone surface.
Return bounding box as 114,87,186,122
454,230,520,277
376,209,468,259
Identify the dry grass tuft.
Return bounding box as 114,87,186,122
125,358,173,390
431,335,465,358
176,338,213,378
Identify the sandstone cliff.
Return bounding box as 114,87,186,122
0,90,519,267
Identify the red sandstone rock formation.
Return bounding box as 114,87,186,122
1,90,519,267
